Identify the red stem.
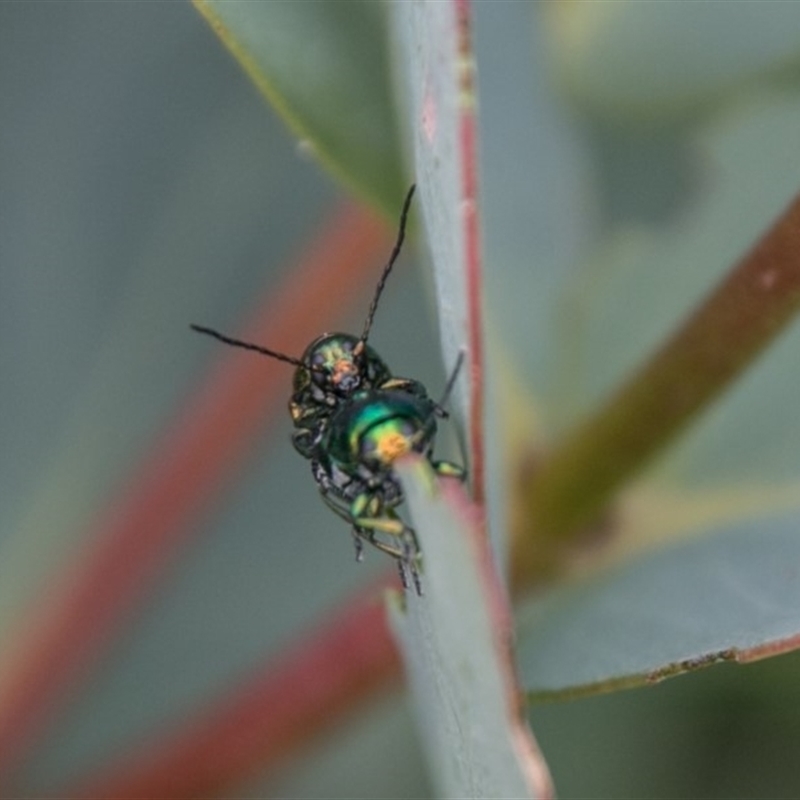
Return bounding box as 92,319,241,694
0,201,393,788
456,0,485,508
72,580,402,799
512,192,800,586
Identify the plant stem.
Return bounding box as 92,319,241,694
513,193,800,587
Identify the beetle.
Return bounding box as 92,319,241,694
191,184,466,590
287,332,428,459
312,358,465,593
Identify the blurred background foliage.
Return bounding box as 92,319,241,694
2,2,800,798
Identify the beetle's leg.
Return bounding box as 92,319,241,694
288,395,308,425
320,485,423,594
292,426,322,459
394,519,422,596
320,488,378,565
289,391,327,427
396,560,408,589
349,511,405,537
348,505,423,596
352,532,364,562
354,532,403,560
320,487,400,554
393,519,423,596
319,487,356,522
431,460,467,481
350,493,397,532
352,525,422,596
377,377,427,397
313,459,337,494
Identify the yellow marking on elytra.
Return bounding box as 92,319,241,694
377,432,411,463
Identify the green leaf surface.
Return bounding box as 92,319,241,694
474,2,599,397
194,0,405,213
391,0,486,524
390,460,553,800
517,508,800,701
388,4,550,795
549,1,800,120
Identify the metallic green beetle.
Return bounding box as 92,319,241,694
288,331,426,460
191,184,466,591
313,364,465,594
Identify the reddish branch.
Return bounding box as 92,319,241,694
513,192,800,587
0,201,394,790
73,581,401,799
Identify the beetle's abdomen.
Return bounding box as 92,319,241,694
325,390,435,471
358,417,418,467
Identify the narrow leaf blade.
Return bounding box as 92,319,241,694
518,508,800,701
195,0,405,212
390,459,553,799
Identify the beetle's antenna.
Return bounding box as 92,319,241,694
190,324,307,369
438,350,465,410
357,183,416,350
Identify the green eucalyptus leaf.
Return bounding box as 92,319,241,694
195,0,405,213
388,5,551,795
391,0,488,550
390,460,553,799
517,508,800,701
391,0,475,424
549,1,800,120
